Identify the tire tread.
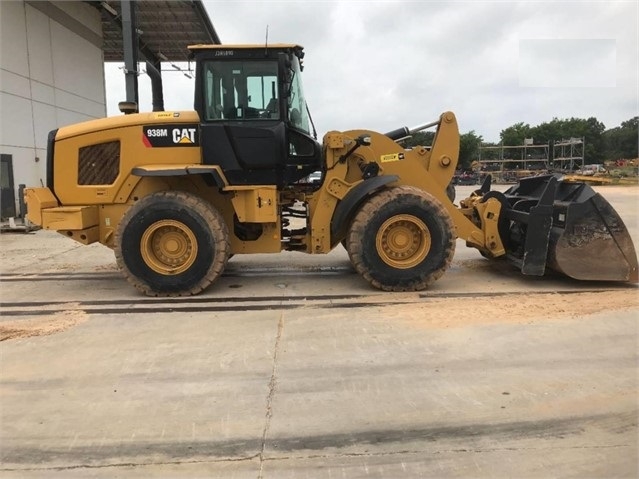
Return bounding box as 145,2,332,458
346,186,455,291
114,190,229,296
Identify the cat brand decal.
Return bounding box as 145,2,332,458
142,124,199,147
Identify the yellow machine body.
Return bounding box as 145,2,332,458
25,110,499,257
24,43,637,296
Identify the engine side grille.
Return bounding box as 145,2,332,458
78,141,120,185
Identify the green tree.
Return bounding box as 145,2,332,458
459,130,483,170
603,117,638,161
531,117,606,164
530,118,563,144
499,122,532,146
582,117,606,164
400,131,435,148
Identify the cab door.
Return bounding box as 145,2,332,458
198,59,286,186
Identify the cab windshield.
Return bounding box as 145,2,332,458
287,56,310,135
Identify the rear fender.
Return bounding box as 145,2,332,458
131,164,227,188
113,164,229,203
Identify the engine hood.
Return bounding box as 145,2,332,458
56,111,200,141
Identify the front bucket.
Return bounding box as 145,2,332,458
502,174,638,282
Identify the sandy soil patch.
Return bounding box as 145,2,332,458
0,307,87,341
383,289,639,328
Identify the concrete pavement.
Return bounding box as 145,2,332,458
0,185,637,478
1,305,636,477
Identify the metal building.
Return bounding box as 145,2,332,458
0,0,219,220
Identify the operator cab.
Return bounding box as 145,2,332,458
191,44,321,187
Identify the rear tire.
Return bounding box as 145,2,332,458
115,191,230,296
345,186,455,291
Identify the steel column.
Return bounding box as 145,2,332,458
121,0,139,109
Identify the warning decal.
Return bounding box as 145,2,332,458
142,124,199,147
380,152,405,163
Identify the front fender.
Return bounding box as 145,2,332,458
330,175,399,245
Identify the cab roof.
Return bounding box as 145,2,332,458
188,43,303,51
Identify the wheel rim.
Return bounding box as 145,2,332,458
140,220,198,275
376,214,431,269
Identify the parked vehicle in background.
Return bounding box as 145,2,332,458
579,164,606,176
306,171,322,184
453,171,479,185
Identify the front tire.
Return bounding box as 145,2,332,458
115,191,230,296
345,186,455,291
446,183,456,203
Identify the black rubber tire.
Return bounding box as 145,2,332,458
345,186,456,291
446,183,456,203
115,191,230,296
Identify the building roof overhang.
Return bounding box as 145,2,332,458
88,0,221,63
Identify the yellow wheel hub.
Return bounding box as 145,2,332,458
141,220,198,275
376,214,431,269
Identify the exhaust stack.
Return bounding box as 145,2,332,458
145,61,165,112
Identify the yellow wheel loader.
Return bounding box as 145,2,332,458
24,44,638,296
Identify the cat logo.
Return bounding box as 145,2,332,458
173,128,197,144
143,124,199,148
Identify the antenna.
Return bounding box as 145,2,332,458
264,25,269,55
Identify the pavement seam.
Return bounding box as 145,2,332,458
259,443,632,462
1,444,629,472
258,312,284,479
0,455,261,472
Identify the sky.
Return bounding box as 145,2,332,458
104,0,638,143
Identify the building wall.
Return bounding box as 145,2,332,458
0,0,105,217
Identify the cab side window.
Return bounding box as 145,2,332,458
203,61,279,121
